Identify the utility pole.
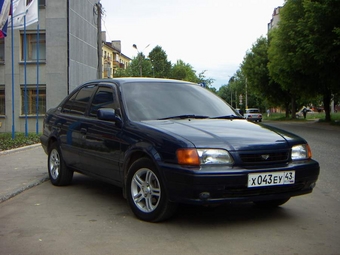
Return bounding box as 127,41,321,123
245,78,248,109
96,1,102,79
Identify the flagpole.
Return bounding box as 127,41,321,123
36,2,39,134
24,14,28,136
11,0,15,139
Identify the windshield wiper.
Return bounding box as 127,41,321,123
158,114,209,120
210,115,244,120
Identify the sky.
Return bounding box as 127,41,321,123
100,0,285,89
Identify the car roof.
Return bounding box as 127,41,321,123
83,77,196,87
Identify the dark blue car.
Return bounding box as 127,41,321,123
40,78,320,222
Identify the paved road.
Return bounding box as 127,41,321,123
0,121,339,255
0,145,48,203
264,121,340,203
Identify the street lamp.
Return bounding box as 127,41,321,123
245,78,248,109
132,44,150,76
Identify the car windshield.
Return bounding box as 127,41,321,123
122,82,238,121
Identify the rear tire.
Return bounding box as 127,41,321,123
253,197,290,208
48,142,73,186
126,158,177,222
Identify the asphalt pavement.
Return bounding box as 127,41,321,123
0,144,49,203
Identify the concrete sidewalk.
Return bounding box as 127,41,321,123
0,144,49,203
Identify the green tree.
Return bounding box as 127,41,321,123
268,0,340,121
217,70,263,111
148,46,171,78
198,70,215,91
124,53,153,77
113,67,129,77
170,60,199,83
268,0,308,118
242,36,291,116
299,0,340,121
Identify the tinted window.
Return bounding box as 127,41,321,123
89,86,117,117
247,109,260,113
122,82,235,121
62,85,97,115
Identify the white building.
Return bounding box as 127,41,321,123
268,6,282,31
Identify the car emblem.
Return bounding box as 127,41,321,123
261,154,270,160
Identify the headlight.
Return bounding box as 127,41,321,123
291,144,312,160
176,148,234,166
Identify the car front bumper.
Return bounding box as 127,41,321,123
161,160,319,205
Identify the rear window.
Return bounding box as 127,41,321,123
247,109,260,113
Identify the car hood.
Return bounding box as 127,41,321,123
140,119,303,151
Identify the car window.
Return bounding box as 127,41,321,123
61,84,97,115
89,86,117,117
247,109,260,113
122,82,235,121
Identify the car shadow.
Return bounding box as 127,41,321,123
172,203,293,225
66,173,296,226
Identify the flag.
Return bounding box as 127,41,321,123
0,0,11,38
8,0,38,29
24,0,38,27
7,0,25,28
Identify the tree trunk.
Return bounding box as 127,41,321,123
285,101,290,118
291,95,297,119
323,93,332,122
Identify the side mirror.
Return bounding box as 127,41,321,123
97,108,122,124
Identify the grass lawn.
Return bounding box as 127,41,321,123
0,133,41,151
263,112,340,126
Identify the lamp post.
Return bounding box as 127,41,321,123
132,44,150,76
245,78,248,109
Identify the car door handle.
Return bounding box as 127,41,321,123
80,128,87,135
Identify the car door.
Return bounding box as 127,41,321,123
58,84,97,170
80,84,122,184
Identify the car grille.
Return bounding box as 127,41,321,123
239,151,289,165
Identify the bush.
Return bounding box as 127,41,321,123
0,133,41,151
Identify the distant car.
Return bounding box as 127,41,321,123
244,108,262,122
40,78,319,222
296,107,315,118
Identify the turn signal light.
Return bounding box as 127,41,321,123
176,149,200,165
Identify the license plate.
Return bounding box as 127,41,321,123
248,171,295,188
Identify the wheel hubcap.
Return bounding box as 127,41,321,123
131,168,161,213
49,149,60,180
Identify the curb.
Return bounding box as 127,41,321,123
0,175,50,204
0,143,41,155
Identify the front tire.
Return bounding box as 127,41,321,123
126,158,177,222
48,142,73,186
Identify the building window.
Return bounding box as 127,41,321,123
21,33,46,61
0,38,4,62
21,86,46,115
0,86,5,115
